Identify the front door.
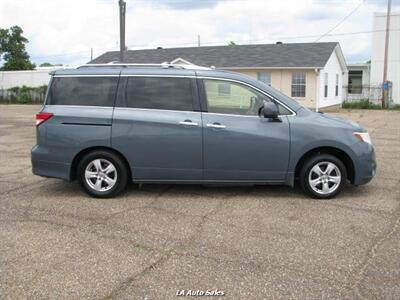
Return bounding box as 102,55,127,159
201,79,291,181
112,76,203,181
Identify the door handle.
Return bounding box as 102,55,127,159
206,123,226,129
179,120,198,126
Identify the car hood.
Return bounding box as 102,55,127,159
318,112,364,131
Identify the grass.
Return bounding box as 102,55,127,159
342,100,400,111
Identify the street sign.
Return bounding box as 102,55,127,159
383,81,392,90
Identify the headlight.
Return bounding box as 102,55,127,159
354,132,372,145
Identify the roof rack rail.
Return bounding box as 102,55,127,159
77,62,211,70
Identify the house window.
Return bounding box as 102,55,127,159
324,73,328,98
335,74,339,97
348,71,362,94
291,72,306,97
218,82,231,96
257,72,271,86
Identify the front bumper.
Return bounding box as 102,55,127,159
352,143,376,186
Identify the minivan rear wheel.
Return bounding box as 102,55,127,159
78,150,128,198
300,154,347,199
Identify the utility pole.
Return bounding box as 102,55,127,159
382,0,391,108
90,48,93,61
119,0,126,62
197,34,200,47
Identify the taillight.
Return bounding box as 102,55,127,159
36,112,53,127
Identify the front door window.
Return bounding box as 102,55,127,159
203,79,290,115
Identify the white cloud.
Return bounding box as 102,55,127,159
0,0,397,65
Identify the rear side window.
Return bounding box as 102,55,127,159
123,77,193,111
47,77,119,106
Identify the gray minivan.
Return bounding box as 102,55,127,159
31,63,376,199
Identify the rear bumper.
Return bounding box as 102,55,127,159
31,145,71,181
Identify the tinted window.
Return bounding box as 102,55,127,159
204,79,291,116
348,71,362,94
48,77,118,106
124,77,193,111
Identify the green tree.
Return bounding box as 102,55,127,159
0,26,35,71
39,62,53,67
228,41,237,46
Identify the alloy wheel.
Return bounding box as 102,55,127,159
308,161,341,195
85,159,117,192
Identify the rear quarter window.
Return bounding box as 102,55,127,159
47,76,119,106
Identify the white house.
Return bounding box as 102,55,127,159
315,45,347,109
343,63,379,102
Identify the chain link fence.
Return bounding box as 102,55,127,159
342,85,382,105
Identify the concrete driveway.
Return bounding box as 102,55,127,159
0,105,399,299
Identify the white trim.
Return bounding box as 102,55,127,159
333,45,348,72
170,57,194,65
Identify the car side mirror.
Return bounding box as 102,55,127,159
262,102,279,119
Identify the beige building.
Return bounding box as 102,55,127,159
92,42,347,110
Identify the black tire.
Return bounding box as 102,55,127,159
299,154,347,199
77,150,129,198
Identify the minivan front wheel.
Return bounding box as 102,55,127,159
78,150,128,198
300,154,347,199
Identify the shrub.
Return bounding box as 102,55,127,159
342,100,382,110
0,85,47,104
342,100,400,111
19,85,31,104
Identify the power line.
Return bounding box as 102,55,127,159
126,28,400,49
314,0,366,41
30,28,400,61
31,47,116,60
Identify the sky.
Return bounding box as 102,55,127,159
0,0,399,66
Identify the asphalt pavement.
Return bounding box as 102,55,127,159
0,105,399,299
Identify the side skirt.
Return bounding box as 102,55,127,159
132,179,288,186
